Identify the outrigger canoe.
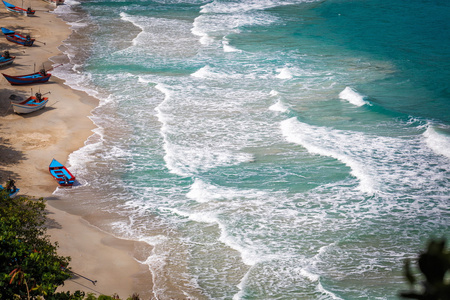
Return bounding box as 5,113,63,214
0,51,15,67
1,27,35,46
11,92,48,114
49,159,76,186
2,0,35,15
2,69,51,85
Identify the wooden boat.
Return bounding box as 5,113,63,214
1,27,35,46
2,69,51,85
49,159,76,186
11,92,48,114
2,0,35,15
0,51,15,67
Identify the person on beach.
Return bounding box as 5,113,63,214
35,93,42,103
6,179,16,193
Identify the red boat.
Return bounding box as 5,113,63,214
2,69,51,85
1,27,35,46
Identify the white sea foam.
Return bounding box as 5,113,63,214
300,268,320,282
155,83,255,176
194,3,281,46
67,21,88,29
281,117,377,194
200,0,301,14
281,117,450,199
275,67,293,79
339,86,370,107
222,39,242,53
187,178,266,203
423,126,450,159
53,0,78,14
269,99,288,113
191,65,212,78
317,282,344,300
120,12,146,47
191,65,255,80
191,16,214,45
186,179,224,203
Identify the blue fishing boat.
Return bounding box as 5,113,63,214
1,27,35,46
49,159,76,186
0,51,15,67
2,69,51,85
2,0,35,15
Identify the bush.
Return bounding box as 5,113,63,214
0,190,71,299
400,239,450,300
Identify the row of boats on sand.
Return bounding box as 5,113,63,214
1,47,52,113
1,0,75,197
1,26,53,114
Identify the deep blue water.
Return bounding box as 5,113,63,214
52,0,450,298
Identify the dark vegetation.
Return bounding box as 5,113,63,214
400,239,450,300
0,190,141,299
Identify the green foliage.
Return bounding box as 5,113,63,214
0,190,71,299
400,239,450,300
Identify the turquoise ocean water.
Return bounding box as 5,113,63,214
51,0,450,299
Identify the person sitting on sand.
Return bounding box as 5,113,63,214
6,179,16,193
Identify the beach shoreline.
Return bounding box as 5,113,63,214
0,1,152,298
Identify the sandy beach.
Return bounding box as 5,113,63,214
0,1,151,298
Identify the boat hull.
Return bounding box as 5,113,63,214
2,0,35,15
49,159,76,186
0,56,15,67
2,71,51,85
5,33,35,46
12,96,48,114
1,27,35,46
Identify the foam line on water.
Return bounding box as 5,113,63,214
281,117,450,199
187,178,267,203
171,207,265,266
281,117,377,194
423,125,450,159
200,0,317,14
120,12,146,47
